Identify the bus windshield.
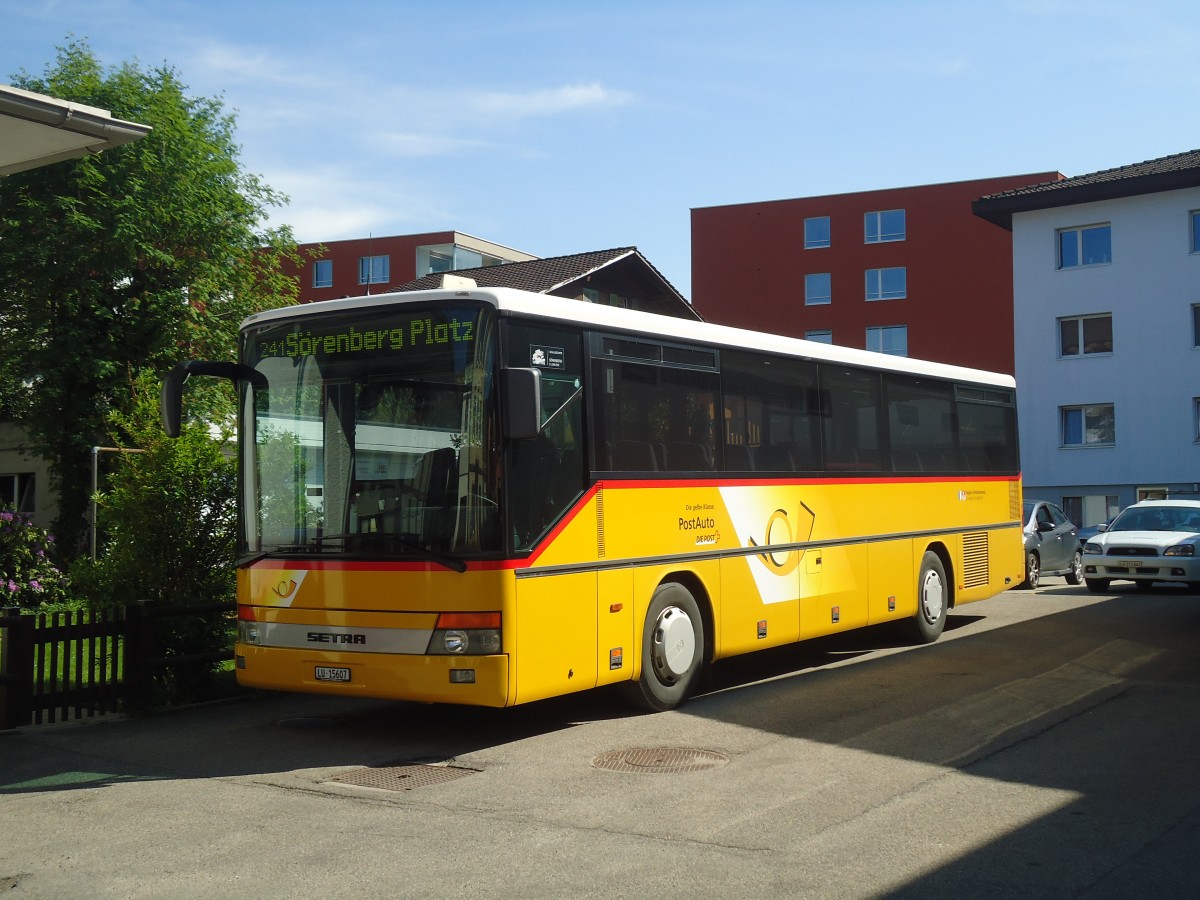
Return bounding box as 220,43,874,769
240,303,500,562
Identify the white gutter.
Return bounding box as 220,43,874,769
0,84,152,176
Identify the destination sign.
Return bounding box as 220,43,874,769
253,311,478,362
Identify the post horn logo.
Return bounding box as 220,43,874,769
747,503,816,577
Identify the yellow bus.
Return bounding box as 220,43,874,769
162,285,1024,711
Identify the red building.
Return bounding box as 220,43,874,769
284,231,537,305
690,173,1061,374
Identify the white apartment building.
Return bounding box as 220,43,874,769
974,150,1200,529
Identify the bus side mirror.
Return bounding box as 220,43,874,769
161,364,187,438
502,367,542,440
160,360,246,438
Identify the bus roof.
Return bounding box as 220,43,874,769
242,286,1015,389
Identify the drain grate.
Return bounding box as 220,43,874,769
326,764,477,792
592,747,730,774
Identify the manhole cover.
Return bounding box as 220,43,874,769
592,747,730,774
326,764,477,792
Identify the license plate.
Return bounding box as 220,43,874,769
315,666,351,683
1118,560,1143,569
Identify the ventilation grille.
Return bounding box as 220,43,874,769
962,531,990,588
596,486,606,558
1010,482,1022,521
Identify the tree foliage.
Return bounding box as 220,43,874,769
0,39,300,553
69,371,236,700
75,371,236,607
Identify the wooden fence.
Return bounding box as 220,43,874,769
0,601,235,729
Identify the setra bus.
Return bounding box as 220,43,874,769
161,285,1024,711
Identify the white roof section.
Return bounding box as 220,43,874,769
243,286,1016,389
0,84,151,176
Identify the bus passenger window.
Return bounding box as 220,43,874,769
592,358,718,473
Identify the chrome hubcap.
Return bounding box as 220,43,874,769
921,570,945,623
651,606,696,683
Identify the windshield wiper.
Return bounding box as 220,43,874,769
251,533,467,573
352,533,468,573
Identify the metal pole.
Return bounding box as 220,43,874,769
90,446,146,561
91,446,98,560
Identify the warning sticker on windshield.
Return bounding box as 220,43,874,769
530,345,565,369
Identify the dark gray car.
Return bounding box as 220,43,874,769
1021,500,1082,589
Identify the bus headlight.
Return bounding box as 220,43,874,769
427,612,502,655
443,630,469,654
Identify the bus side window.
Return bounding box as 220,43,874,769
592,359,718,473
822,368,882,471
721,350,820,473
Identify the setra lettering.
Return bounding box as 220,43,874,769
306,632,367,645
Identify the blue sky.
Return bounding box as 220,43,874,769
5,0,1199,297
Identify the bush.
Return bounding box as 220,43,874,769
72,371,237,702
0,507,71,609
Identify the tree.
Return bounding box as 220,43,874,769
0,39,301,554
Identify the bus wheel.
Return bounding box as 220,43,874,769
621,582,705,712
905,551,948,644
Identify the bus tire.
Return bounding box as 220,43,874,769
905,551,948,644
620,582,705,712
1085,578,1109,593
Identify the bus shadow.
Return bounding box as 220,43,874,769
701,614,985,696
5,595,1196,801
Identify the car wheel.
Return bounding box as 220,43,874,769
1020,550,1040,590
1085,578,1109,593
1065,550,1083,586
1187,582,1200,594
620,582,705,712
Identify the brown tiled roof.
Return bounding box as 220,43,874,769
973,149,1200,228
394,247,644,293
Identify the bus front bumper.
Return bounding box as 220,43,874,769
234,643,511,707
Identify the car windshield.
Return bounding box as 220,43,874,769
239,303,501,561
1109,506,1200,533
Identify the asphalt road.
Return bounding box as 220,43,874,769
3,582,1199,899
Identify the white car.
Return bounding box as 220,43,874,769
1081,499,1200,593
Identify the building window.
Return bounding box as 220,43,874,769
865,267,906,301
1061,404,1115,447
1191,211,1200,253
1194,398,1200,441
804,216,830,249
805,330,832,343
1193,305,1200,348
1058,314,1113,357
312,259,332,289
865,209,905,243
866,325,907,356
358,255,390,285
0,472,35,514
805,272,832,305
1058,224,1111,268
